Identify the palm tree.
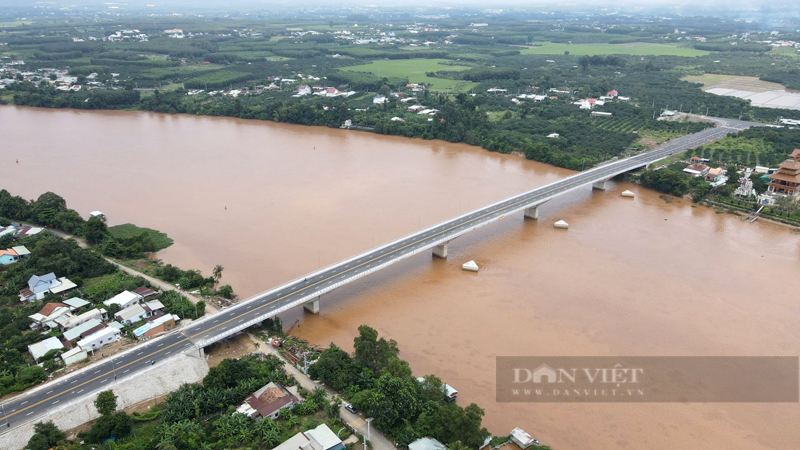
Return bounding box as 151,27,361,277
448,441,468,450
212,265,224,285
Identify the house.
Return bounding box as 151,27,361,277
61,347,88,366
416,377,458,402
273,424,345,450
115,303,150,325
63,297,91,311
325,88,341,97
28,302,72,330
607,90,618,97
373,94,387,104
0,248,18,265
49,277,77,296
103,290,143,310
57,309,105,332
89,211,107,222
133,313,179,340
63,318,104,341
617,96,630,101
683,163,710,177
235,382,300,420
408,437,446,450
297,85,312,96
510,427,536,449
20,273,60,301
28,336,64,362
705,167,724,182
390,117,405,122
77,327,121,351
591,111,613,117
661,110,677,117
547,133,560,138
133,286,158,299
408,104,424,112
144,299,165,316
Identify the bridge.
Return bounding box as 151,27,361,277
0,116,760,432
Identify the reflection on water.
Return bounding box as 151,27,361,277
4,106,798,449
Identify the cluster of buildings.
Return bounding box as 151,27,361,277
0,64,116,91
0,244,30,265
573,90,629,111
295,85,357,98
25,282,180,368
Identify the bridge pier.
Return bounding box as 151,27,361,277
523,205,539,220
592,179,609,191
432,242,449,259
304,297,320,314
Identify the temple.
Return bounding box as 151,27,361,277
767,149,800,196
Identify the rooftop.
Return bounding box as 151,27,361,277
409,438,446,450
28,336,64,361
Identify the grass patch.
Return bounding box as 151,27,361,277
266,55,293,61
108,223,173,251
82,273,118,290
341,59,474,91
520,42,710,57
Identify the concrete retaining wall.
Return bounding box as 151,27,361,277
0,354,209,450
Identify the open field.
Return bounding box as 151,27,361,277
683,74,800,110
342,58,477,91
682,74,793,92
520,42,710,56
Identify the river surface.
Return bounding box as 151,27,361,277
3,106,799,449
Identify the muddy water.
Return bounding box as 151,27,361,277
3,106,799,449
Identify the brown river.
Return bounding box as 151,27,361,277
3,106,799,449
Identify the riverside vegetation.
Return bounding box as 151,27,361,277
0,190,234,396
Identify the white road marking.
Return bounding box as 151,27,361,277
77,390,84,394
94,370,100,374
158,343,164,347
137,352,143,355
26,412,34,416
123,369,130,373
21,401,28,405
46,390,53,394
52,400,59,405
101,379,108,384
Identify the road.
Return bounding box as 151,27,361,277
0,117,759,433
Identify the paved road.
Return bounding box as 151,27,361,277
0,117,759,433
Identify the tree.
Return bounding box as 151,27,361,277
353,325,399,374
95,389,118,416
84,216,108,245
27,421,66,450
218,285,234,299
212,265,224,285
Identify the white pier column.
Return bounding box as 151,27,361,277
432,242,449,259
304,297,320,314
592,179,609,191
523,205,539,220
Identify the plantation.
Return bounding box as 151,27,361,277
342,59,476,91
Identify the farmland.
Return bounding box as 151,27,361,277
520,42,710,57
342,59,478,91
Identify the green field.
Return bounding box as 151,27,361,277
520,42,710,57
342,59,477,91
108,223,174,251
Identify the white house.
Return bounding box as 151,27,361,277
297,85,312,96
61,347,88,366
103,290,143,310
57,308,106,331
510,427,536,449
373,94,387,104
28,336,64,361
115,304,148,325
78,327,121,351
